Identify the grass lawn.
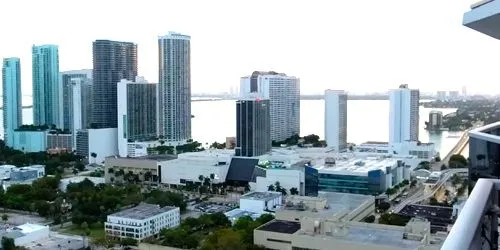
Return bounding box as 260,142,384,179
61,225,105,240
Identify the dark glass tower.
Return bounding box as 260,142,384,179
235,98,271,157
92,40,137,128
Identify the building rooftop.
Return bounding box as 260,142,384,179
363,141,389,145
280,192,374,220
224,209,265,224
319,191,374,215
108,203,178,220
314,156,398,176
242,192,281,202
11,223,48,234
398,204,453,232
108,154,178,162
258,220,301,234
294,223,423,249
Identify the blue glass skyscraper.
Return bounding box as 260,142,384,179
2,58,22,147
32,45,60,127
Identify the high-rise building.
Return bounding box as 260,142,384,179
449,91,460,100
117,77,157,157
436,91,447,101
61,70,92,133
2,58,22,147
92,40,137,129
158,32,191,144
32,45,60,127
389,84,419,145
240,71,300,142
235,96,271,157
324,90,347,152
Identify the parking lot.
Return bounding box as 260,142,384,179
3,211,48,226
24,232,84,250
195,202,237,214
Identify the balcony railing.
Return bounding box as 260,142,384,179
442,178,499,250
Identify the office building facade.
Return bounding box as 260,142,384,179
92,40,137,129
117,77,157,157
158,32,191,144
32,45,60,127
235,97,271,157
324,90,347,152
61,70,92,132
2,58,22,147
240,71,300,142
105,203,180,241
389,84,419,145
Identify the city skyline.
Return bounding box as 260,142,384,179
0,0,497,98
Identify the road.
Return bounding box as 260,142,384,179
393,168,468,213
431,132,469,171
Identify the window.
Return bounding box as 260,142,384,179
267,238,291,244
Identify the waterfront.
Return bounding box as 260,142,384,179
0,100,461,156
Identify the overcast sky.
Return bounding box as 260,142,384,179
1,0,499,97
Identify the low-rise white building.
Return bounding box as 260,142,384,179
240,191,282,213
0,223,50,246
225,191,281,224
357,141,436,167
105,203,180,241
160,149,233,186
0,165,16,180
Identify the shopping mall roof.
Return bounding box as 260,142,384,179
314,156,398,176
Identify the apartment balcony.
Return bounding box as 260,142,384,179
464,0,500,39
442,178,499,250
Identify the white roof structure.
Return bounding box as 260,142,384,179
11,223,48,234
314,156,398,176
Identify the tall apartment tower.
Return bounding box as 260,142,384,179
235,96,271,157
61,70,93,132
117,77,157,157
2,58,22,147
158,32,191,144
32,45,60,127
240,71,300,142
324,90,347,152
389,84,419,145
92,40,137,129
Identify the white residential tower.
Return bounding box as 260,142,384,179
324,90,347,152
389,84,419,145
240,71,300,142
158,32,191,145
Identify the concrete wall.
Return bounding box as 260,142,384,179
160,161,229,185
104,157,159,183
255,169,304,195
88,128,118,164
240,195,281,213
254,229,293,250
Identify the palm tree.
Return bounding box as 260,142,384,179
209,173,215,191
144,171,152,182
90,152,97,164
198,175,204,194
1,214,8,223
